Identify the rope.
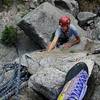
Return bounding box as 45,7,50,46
0,62,31,99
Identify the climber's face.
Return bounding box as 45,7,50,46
61,25,69,32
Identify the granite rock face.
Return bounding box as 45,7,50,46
15,49,95,100
18,2,85,49
28,0,79,17
54,0,79,17
77,12,96,26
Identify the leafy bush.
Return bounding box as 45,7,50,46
1,26,17,46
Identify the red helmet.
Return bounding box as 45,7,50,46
59,16,71,27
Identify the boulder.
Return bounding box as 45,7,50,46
14,49,95,100
85,17,100,41
54,0,79,17
29,67,65,100
0,43,17,62
15,44,94,73
94,17,100,40
27,0,79,17
18,2,85,49
77,12,97,26
28,0,55,9
15,49,100,100
27,50,94,100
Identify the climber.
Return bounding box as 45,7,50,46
47,16,80,52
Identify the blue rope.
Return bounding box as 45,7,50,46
0,62,31,99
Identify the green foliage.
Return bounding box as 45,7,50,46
3,0,25,7
1,26,17,46
3,0,13,7
70,50,75,53
18,0,25,4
